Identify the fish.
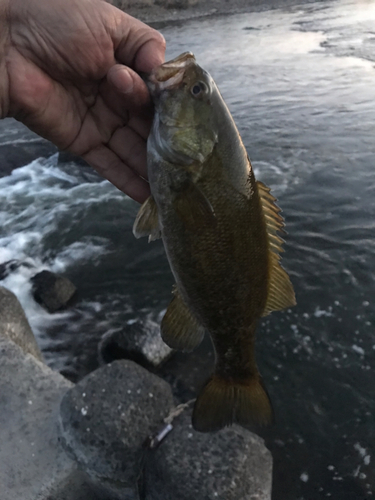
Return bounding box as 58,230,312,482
133,52,296,432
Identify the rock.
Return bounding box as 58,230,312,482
0,337,99,500
144,410,273,500
98,318,173,368
31,270,77,313
38,470,103,500
59,360,175,499
0,285,43,360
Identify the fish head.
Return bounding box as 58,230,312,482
147,52,218,166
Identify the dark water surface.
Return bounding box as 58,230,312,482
1,0,374,498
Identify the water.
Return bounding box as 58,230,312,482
1,0,374,498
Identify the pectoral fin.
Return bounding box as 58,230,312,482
257,181,296,315
161,288,205,352
174,182,216,230
132,195,161,242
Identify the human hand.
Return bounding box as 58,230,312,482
0,0,165,202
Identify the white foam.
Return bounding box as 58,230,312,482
352,345,365,356
314,306,334,318
300,472,309,482
1,267,73,345
0,154,130,340
0,137,48,147
354,442,367,458
50,239,111,274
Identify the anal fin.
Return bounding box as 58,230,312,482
161,288,205,352
133,195,160,242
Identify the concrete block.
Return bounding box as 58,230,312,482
144,410,273,500
0,337,98,500
59,360,175,499
0,285,42,360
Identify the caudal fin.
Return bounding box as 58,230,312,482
192,375,274,432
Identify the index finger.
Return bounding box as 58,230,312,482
109,9,166,73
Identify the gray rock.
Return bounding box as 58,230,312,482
98,318,173,368
59,360,175,499
0,285,42,360
144,410,273,500
0,337,98,500
31,270,77,313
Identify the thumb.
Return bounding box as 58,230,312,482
107,64,151,109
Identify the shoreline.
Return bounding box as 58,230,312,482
112,0,319,26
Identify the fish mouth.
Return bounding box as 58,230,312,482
147,52,196,93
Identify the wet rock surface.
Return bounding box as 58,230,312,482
59,360,175,498
0,285,42,360
98,318,173,368
144,410,273,500
0,337,99,500
31,270,77,312
39,470,103,500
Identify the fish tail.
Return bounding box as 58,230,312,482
192,374,274,432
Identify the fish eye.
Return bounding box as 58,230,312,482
191,81,208,97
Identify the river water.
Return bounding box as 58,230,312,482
1,0,374,498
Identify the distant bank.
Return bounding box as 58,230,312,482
109,0,319,24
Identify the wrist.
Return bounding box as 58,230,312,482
0,0,10,118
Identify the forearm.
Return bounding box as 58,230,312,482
0,0,10,118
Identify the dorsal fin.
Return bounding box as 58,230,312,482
257,181,296,316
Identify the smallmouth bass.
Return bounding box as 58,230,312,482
133,52,296,432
